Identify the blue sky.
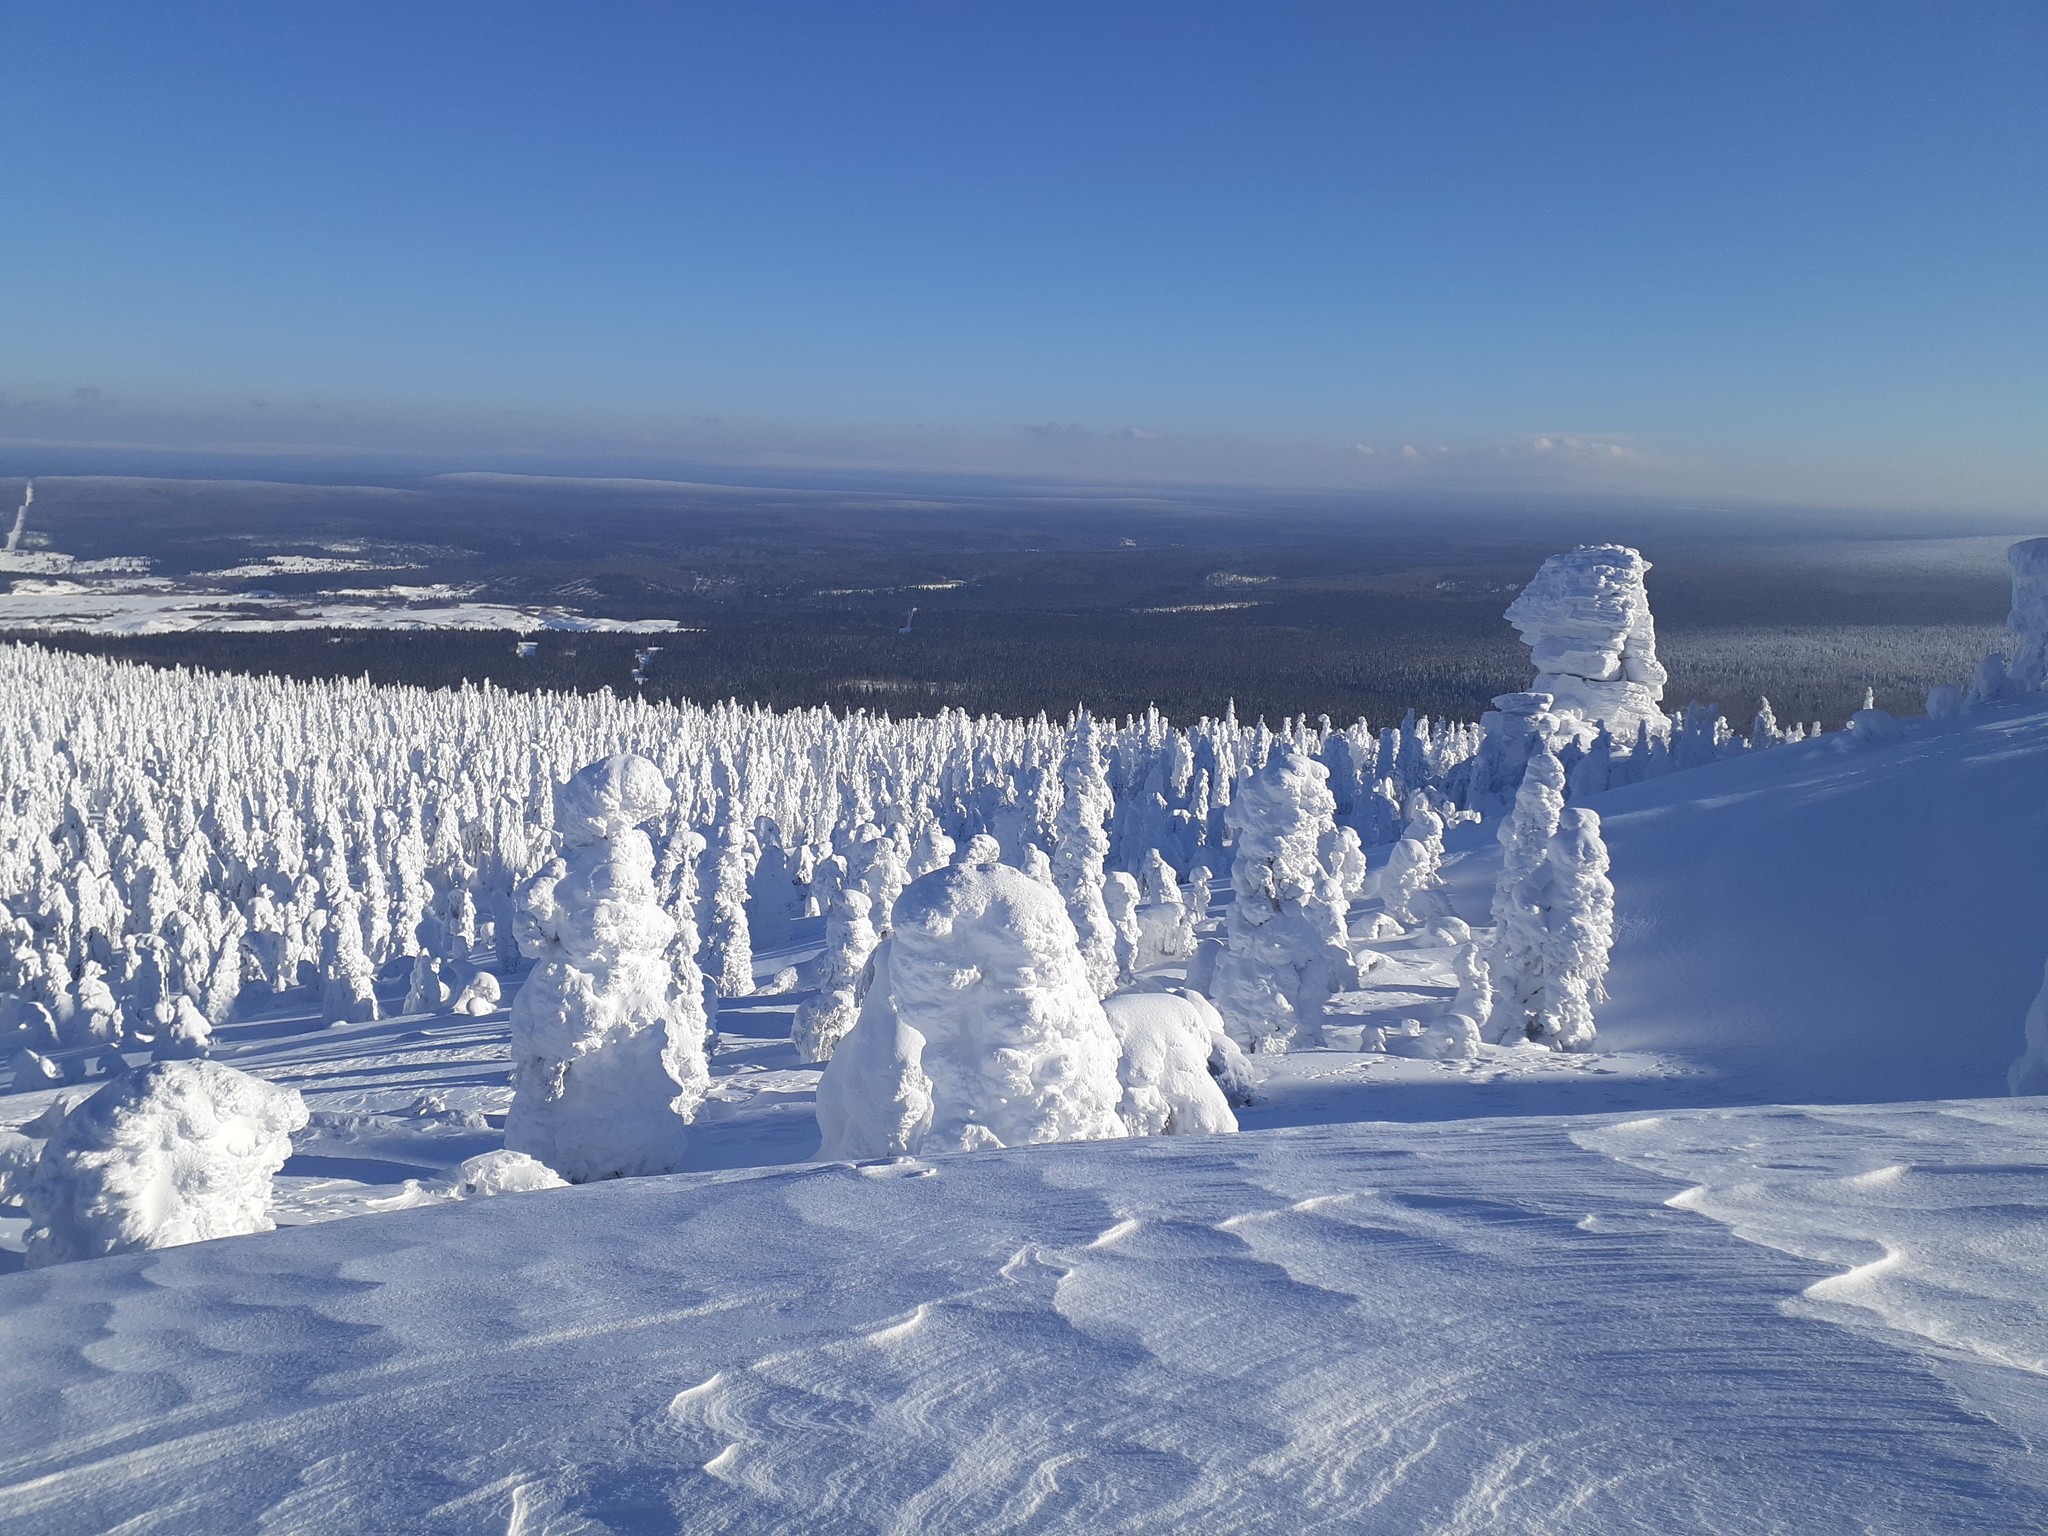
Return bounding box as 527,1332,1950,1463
2,2,2043,508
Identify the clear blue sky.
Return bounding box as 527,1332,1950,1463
2,2,2043,508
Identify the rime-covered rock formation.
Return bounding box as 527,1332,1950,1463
1504,544,1667,740
504,756,710,1182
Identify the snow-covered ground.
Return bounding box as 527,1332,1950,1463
0,689,2044,1529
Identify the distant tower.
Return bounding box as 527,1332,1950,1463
898,607,917,636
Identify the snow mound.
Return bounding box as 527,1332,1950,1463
21,1060,306,1266
451,1149,570,1198
1504,543,1667,738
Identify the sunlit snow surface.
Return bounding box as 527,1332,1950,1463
3,699,2048,1529
0,1104,2039,1532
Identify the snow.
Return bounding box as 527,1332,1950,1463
1,563,2048,1525
18,1060,307,1266
0,1101,2038,1531
1502,543,1667,739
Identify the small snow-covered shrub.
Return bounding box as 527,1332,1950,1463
816,857,1126,1158
1102,991,1240,1136
22,1060,307,1266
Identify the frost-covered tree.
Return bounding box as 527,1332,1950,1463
1378,801,1446,928
701,827,756,999
1208,746,1353,1053
22,1060,306,1266
1486,748,1567,1045
2007,956,2048,1097
1102,871,1142,984
1101,990,1239,1136
1053,714,1120,998
1532,808,1614,1050
504,756,710,1182
1135,848,1195,966
791,887,878,1063
815,857,1127,1158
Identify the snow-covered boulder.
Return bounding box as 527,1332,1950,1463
816,859,1127,1158
21,1060,307,1267
1101,991,1240,1136
504,756,710,1183
1504,545,1668,740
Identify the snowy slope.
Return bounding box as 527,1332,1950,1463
1587,694,2048,1105
0,1102,2040,1533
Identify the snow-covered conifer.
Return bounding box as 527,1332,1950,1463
22,1060,306,1266
1378,802,1446,928
1531,807,1614,1050
1053,714,1119,998
504,756,709,1182
1486,748,1566,1044
791,887,878,1063
1101,991,1239,1136
1208,746,1353,1053
816,859,1126,1157
1135,848,1195,966
1103,871,1142,983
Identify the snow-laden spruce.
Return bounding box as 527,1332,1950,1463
1101,990,1242,1135
1208,746,1353,1053
1377,798,1446,929
504,756,710,1182
1053,713,1120,999
816,853,1128,1158
2009,956,2048,1097
21,1059,307,1266
1487,748,1566,1044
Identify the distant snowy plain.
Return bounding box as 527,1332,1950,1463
1,693,2044,1531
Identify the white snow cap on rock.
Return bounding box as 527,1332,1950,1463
504,755,709,1182
816,858,1127,1158
1505,544,1667,739
22,1059,307,1266
452,1149,569,1198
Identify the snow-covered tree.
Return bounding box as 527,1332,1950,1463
1102,871,1142,984
1135,848,1195,966
1532,807,1614,1050
2007,956,2048,1097
1053,714,1119,998
21,1060,306,1266
1378,801,1446,928
791,887,879,1064
1486,748,1567,1044
816,857,1127,1158
504,756,710,1182
1101,990,1239,1136
1208,746,1353,1053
